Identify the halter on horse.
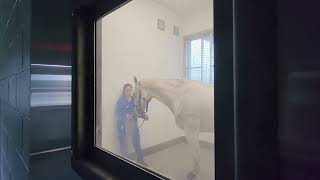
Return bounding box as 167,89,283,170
134,82,151,128
134,82,151,114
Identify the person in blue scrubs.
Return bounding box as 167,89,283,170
115,83,148,166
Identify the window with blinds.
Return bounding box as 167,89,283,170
185,31,214,85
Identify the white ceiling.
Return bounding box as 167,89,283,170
152,0,213,17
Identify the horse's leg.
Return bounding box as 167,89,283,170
184,118,200,180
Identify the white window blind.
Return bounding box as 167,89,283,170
185,31,214,85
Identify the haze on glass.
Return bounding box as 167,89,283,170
95,0,214,179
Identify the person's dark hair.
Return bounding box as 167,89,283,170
122,83,133,96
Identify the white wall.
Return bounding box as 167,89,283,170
182,7,214,36
100,0,185,153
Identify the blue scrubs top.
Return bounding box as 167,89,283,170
115,96,137,136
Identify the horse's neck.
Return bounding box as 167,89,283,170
141,80,180,114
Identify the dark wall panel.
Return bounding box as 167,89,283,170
17,69,31,116
30,106,71,153
0,0,31,179
30,149,81,180
1,0,79,178
278,0,320,179
235,0,278,179
29,0,81,179
72,0,96,10
31,0,72,66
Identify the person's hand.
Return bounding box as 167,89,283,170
126,113,133,120
142,113,149,120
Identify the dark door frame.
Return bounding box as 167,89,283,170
71,0,279,179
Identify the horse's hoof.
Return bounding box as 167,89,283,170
187,172,196,180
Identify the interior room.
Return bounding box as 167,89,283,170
96,0,214,179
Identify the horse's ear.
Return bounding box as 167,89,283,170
134,76,138,85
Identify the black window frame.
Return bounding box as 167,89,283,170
71,0,236,179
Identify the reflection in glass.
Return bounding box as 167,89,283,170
31,64,71,107
95,0,214,179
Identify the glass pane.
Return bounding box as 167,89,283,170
202,39,211,84
31,65,71,107
190,39,202,68
95,0,214,179
189,68,202,81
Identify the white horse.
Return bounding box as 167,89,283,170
133,77,214,180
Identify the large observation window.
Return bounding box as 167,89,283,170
94,0,214,179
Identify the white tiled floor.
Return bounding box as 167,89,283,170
144,142,214,180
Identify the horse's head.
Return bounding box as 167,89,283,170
133,76,152,117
